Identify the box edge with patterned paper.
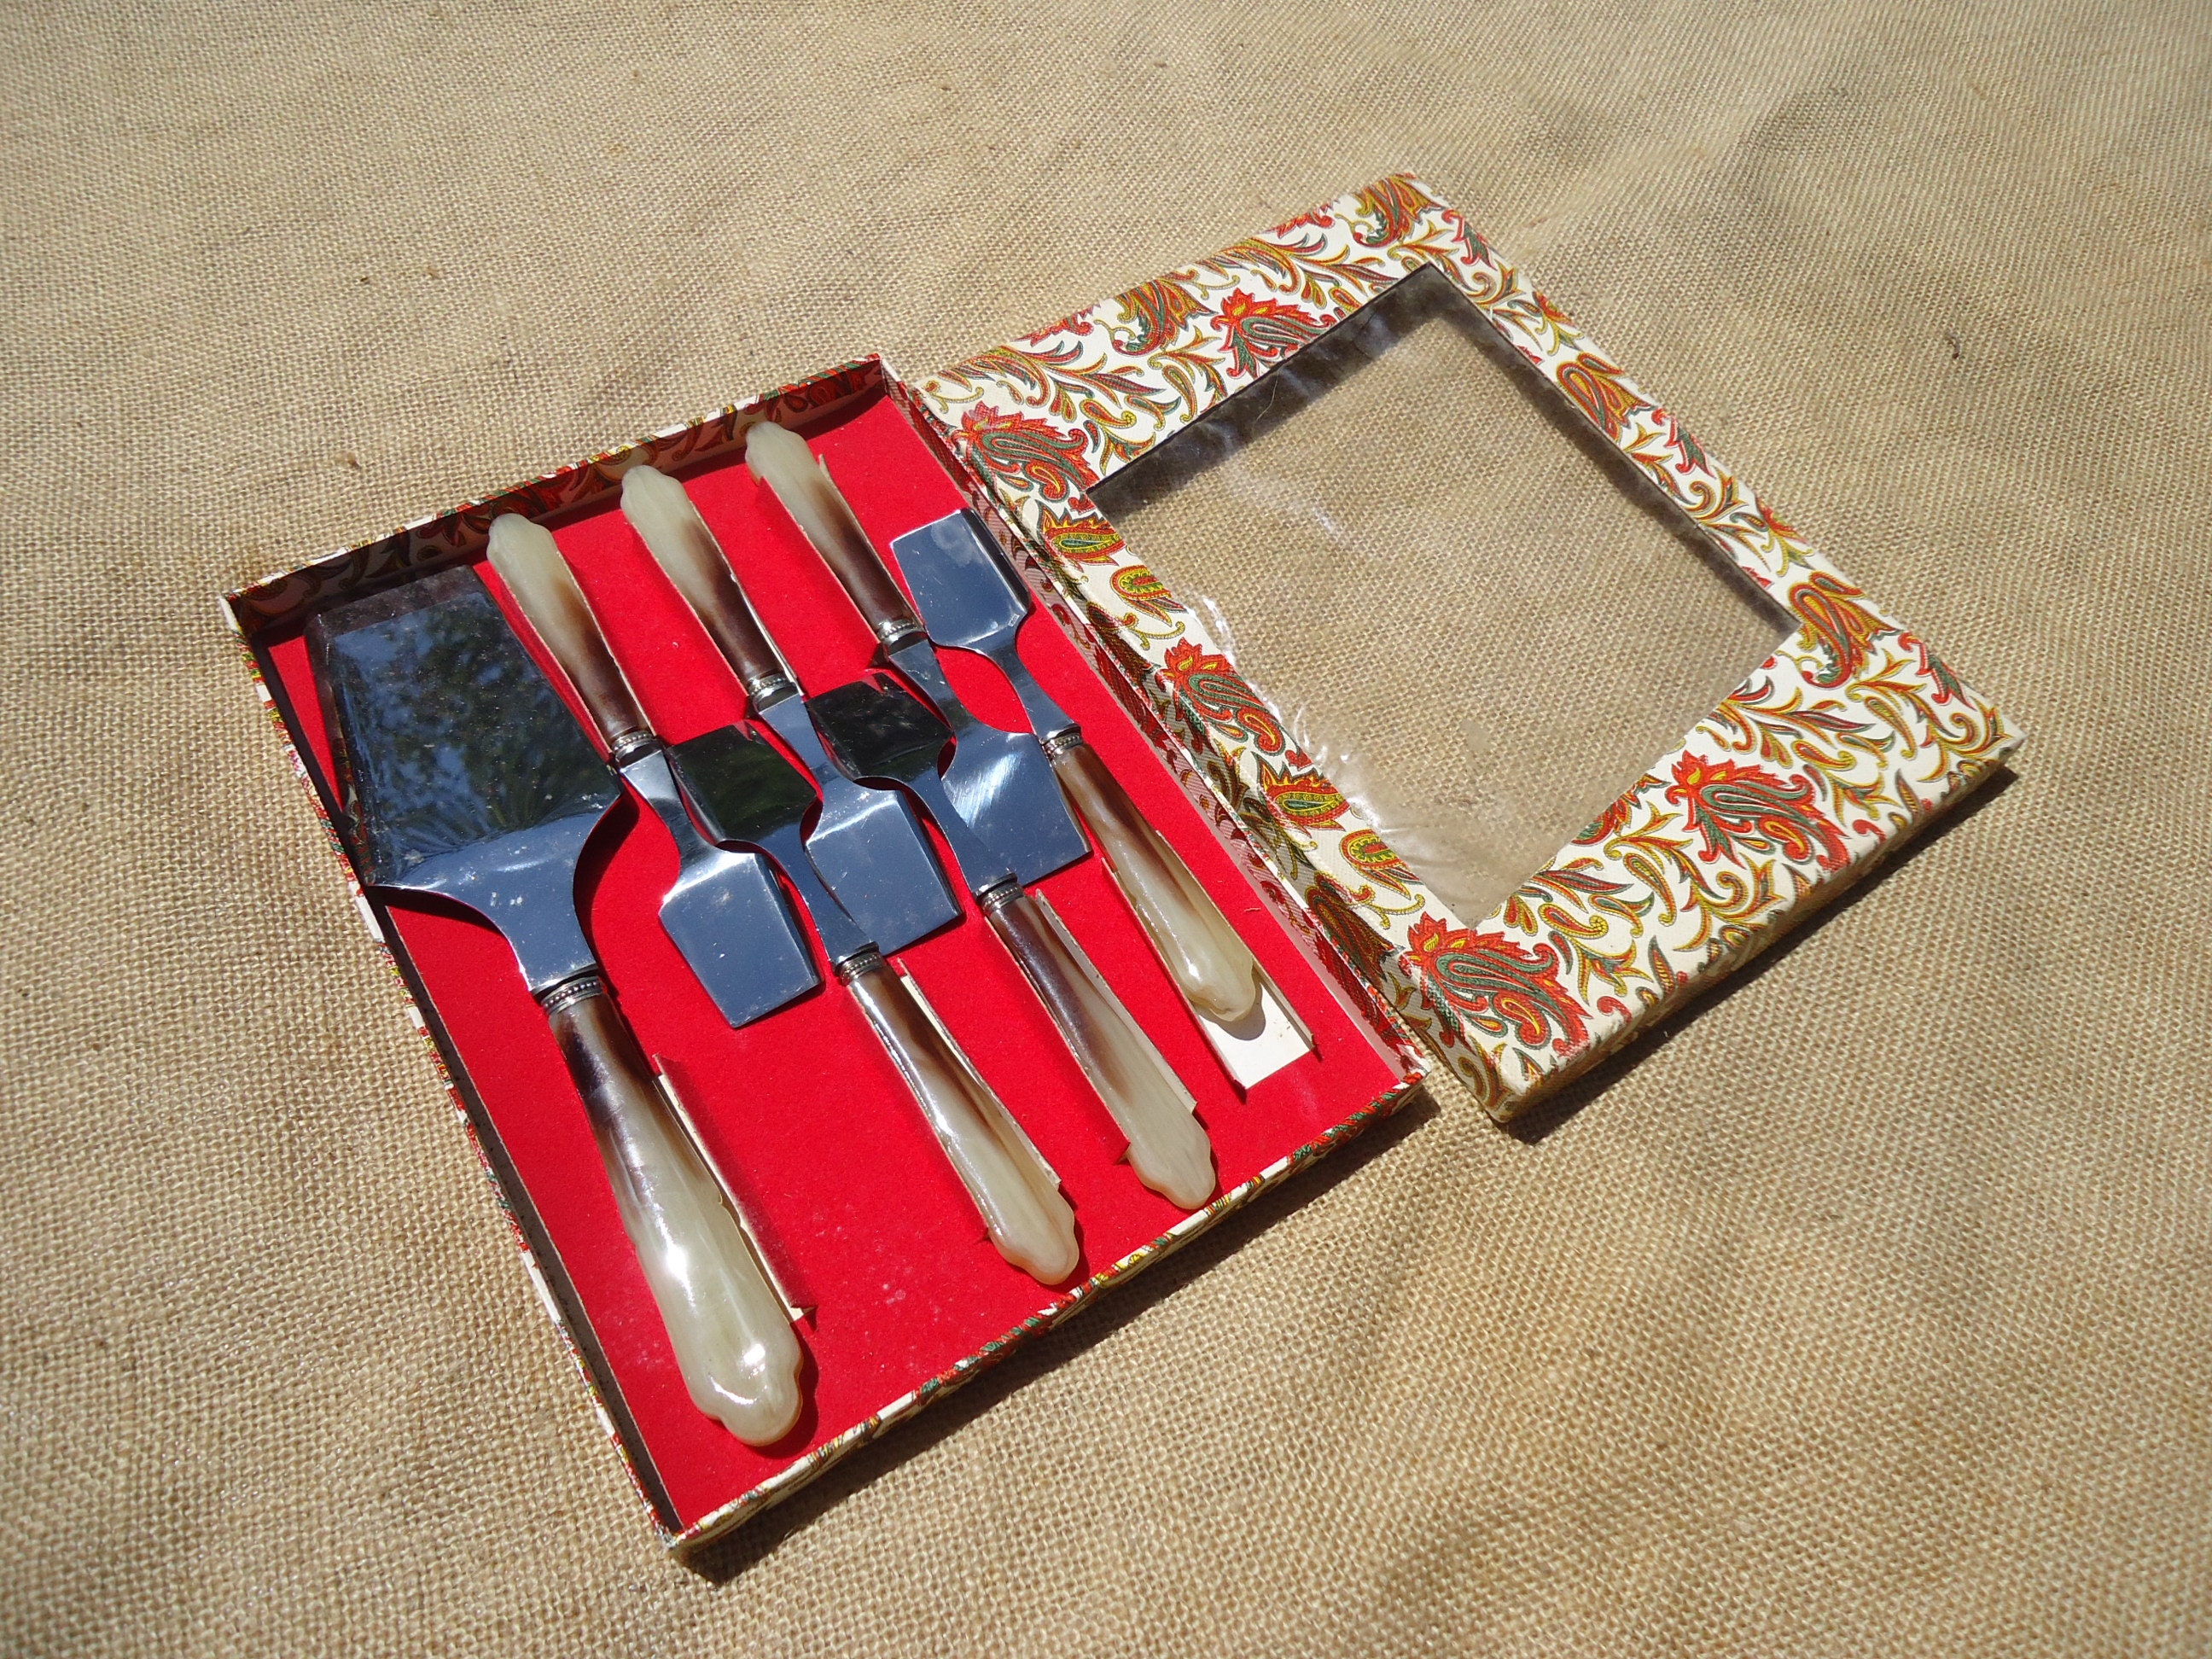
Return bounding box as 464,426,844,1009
912,173,2024,1121
220,356,1426,1551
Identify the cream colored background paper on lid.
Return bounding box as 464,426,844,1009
5,1,2209,1653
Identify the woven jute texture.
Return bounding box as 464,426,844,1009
4,3,2206,1652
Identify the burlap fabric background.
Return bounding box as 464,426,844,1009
5,3,2206,1651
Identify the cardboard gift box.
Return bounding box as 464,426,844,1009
222,175,2018,1550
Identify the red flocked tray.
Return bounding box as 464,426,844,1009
260,389,1412,1535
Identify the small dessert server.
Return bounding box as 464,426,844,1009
486,515,818,1029
891,509,1282,1039
743,420,1090,888
308,566,804,1446
620,465,961,956
669,725,1080,1284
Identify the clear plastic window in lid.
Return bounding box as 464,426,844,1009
1088,265,1796,923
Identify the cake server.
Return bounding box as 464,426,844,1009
486,515,819,1028
308,565,803,1446
810,678,1218,1210
893,509,1272,1033
744,421,1090,887
620,465,960,955
667,725,1079,1284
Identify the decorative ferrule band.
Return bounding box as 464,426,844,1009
747,672,800,709
833,947,887,985
877,620,928,653
606,729,661,767
536,974,607,1017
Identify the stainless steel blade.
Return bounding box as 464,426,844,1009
667,725,877,968
891,511,1078,743
806,679,1019,898
307,568,619,993
882,635,1088,887
755,697,959,953
618,745,820,1027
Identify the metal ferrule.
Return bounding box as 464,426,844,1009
1039,726,1086,759
536,973,607,1016
606,729,662,767
976,876,1024,914
877,620,928,653
833,946,887,985
747,672,800,709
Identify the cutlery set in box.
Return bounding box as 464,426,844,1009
223,176,2017,1549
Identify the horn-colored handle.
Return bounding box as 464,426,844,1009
620,466,795,701
543,980,804,1446
487,515,650,749
986,891,1218,1209
1051,740,1266,1028
745,422,921,646
843,959,1080,1284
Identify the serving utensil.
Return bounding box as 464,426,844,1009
811,679,1218,1210
620,465,960,954
670,725,1080,1284
309,566,803,1446
744,421,1088,887
486,515,818,1028
892,509,1274,1033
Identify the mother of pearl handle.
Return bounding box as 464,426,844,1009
620,466,795,701
986,890,1218,1209
844,960,1080,1284
544,981,804,1446
745,420,921,645
1051,740,1265,1028
486,514,651,749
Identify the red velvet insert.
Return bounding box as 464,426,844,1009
265,393,1406,1530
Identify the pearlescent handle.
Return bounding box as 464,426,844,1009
1051,740,1265,1027
745,421,920,644
844,961,1080,1284
544,982,803,1446
620,466,793,698
987,892,1218,1209
487,515,650,748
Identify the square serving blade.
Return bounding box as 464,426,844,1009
890,510,1077,743
309,566,620,993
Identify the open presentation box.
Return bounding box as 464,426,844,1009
224,175,2019,1550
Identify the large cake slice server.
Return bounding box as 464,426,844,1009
744,421,1090,887
486,515,819,1027
893,509,1274,1034
308,566,803,1446
810,678,1218,1210
619,465,959,954
667,725,1079,1284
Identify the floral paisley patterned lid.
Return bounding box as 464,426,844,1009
917,175,2021,1119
